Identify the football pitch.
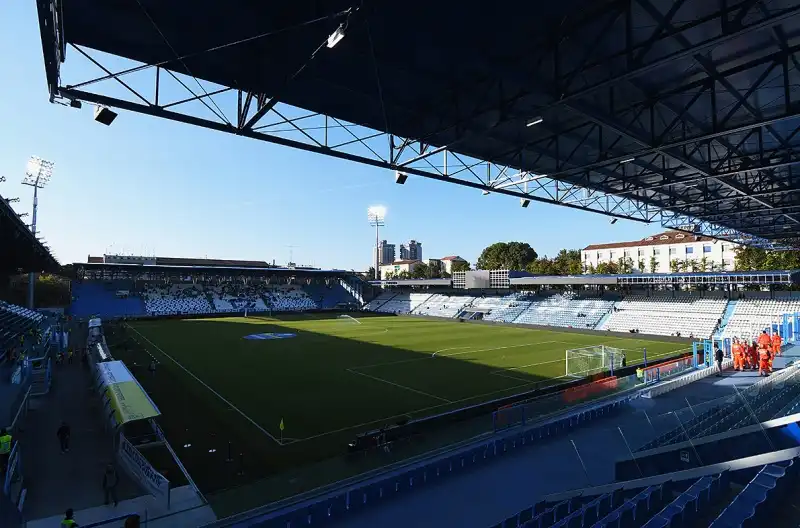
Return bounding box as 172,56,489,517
110,314,689,512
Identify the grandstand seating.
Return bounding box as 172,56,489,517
412,294,474,318
514,293,614,329
71,281,145,318
638,365,800,452
143,284,214,315
601,294,727,338
721,297,800,341
369,292,432,314
0,300,44,350
480,293,532,323
263,285,317,311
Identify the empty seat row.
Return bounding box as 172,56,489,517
710,460,798,526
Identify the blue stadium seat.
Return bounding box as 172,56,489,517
642,473,728,528
710,459,798,527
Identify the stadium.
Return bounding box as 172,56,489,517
2,0,800,527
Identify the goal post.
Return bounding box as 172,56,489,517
337,314,362,325
565,345,625,378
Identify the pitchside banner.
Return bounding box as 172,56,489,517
97,361,160,424
118,434,169,501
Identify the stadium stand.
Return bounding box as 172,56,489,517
412,293,474,318
70,281,145,318
264,285,318,311
481,293,532,323
513,292,614,329
370,292,432,314
721,296,800,341
638,365,800,452
601,293,727,338
143,283,214,315
0,300,44,350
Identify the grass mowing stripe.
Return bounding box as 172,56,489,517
126,323,283,446
345,368,453,403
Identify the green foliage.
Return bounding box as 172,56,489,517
527,249,582,275
649,256,658,273
734,246,800,271
450,260,470,273
595,261,620,274
476,242,537,270
410,262,429,279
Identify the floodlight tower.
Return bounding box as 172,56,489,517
367,206,386,280
22,156,55,309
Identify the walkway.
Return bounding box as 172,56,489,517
21,332,140,521
329,353,794,528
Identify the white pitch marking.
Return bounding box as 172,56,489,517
346,368,452,403
350,340,565,370
126,324,283,445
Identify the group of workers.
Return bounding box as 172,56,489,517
731,330,782,376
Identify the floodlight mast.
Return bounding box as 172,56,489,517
367,206,386,281
21,156,55,309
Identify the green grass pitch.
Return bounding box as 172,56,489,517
109,314,688,512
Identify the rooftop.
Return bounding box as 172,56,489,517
583,231,723,251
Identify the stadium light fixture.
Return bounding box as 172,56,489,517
610,218,618,225
327,24,346,48
0,176,5,182
21,156,55,309
619,157,636,164
526,117,544,127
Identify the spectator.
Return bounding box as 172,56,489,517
61,508,78,527
102,464,119,506
57,421,71,453
714,346,724,376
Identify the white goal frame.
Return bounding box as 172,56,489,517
565,345,625,378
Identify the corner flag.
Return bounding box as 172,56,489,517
279,419,284,431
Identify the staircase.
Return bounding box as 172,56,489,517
30,367,50,396
595,304,616,330
717,300,737,334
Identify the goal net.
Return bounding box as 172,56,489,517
337,314,362,325
565,345,625,378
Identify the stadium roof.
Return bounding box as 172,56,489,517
584,230,719,251
0,192,58,274
37,0,800,248
76,262,350,275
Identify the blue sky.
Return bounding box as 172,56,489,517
0,3,657,270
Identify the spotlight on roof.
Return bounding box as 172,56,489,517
520,198,530,208
94,106,117,126
482,190,490,195
619,158,635,164
327,24,346,48
395,171,408,185
526,117,544,127
69,99,82,109
610,218,618,225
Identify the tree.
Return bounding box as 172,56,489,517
649,256,659,273
699,256,710,272
410,262,429,279
450,260,470,273
637,259,645,272
689,259,701,272
669,259,679,273
367,266,376,280
476,242,537,270
595,261,620,274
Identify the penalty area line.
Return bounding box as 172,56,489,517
346,368,452,403
125,324,283,446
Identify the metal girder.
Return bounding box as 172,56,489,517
35,0,800,249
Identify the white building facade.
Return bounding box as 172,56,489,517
582,231,740,273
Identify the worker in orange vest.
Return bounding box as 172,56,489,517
758,330,771,350
758,346,771,376
732,339,743,371
771,332,783,357
749,341,759,370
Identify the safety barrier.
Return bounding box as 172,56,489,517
206,395,637,528
640,356,694,385
641,359,732,399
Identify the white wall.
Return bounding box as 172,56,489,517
581,238,738,273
